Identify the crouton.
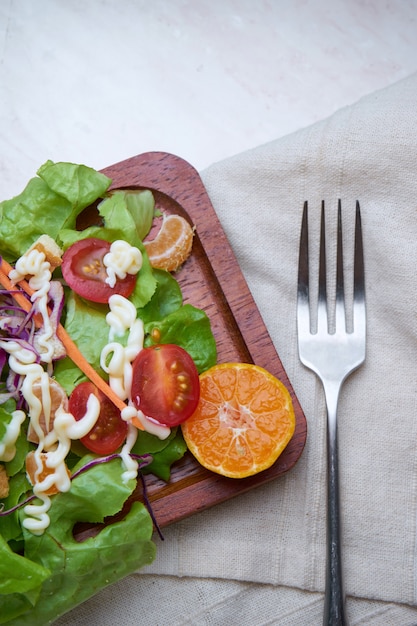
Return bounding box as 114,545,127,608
28,234,63,271
0,464,9,499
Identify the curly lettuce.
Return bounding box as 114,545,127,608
0,162,111,262
0,456,155,625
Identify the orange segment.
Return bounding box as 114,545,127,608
143,214,194,271
181,363,296,478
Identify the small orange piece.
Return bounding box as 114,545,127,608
25,451,71,496
181,363,296,479
143,214,194,271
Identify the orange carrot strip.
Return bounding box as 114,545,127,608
131,416,143,430
0,264,35,309
0,259,144,429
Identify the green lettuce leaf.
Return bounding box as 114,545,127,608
0,535,50,623
0,161,111,261
53,291,109,394
142,429,188,482
145,303,217,373
60,292,109,375
37,160,111,228
0,473,31,543
136,269,183,323
0,534,49,595
0,457,156,625
121,189,155,240
131,427,187,480
57,188,154,249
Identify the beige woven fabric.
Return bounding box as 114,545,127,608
57,73,417,625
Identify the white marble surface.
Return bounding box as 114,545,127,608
1,0,417,198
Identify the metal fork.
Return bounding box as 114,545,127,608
297,200,366,626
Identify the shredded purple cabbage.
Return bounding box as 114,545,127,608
0,280,67,406
0,494,36,516
70,452,153,480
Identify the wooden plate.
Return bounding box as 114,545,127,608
76,151,307,536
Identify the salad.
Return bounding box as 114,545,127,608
0,161,217,624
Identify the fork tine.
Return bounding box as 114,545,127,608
317,201,328,333
297,201,310,333
335,199,346,332
353,201,366,335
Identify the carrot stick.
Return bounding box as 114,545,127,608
0,264,35,310
0,259,144,428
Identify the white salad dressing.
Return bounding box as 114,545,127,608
130,409,171,439
0,409,26,462
9,248,56,363
119,422,140,482
100,295,144,400
100,295,171,441
23,496,52,535
103,240,142,288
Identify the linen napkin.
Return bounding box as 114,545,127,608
57,72,417,625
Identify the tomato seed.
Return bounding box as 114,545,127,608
82,258,102,276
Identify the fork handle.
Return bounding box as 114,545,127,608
323,392,348,626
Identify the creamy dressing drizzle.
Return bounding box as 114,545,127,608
120,423,139,482
0,409,26,462
9,248,55,363
103,240,142,288
131,409,171,439
101,295,171,441
23,496,51,535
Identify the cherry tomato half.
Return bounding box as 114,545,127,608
131,344,200,427
69,381,128,454
61,238,137,303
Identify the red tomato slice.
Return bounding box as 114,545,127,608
61,238,137,303
69,381,128,454
131,344,200,427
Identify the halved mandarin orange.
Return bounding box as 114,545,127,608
181,363,296,478
143,213,194,271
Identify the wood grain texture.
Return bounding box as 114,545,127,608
75,152,307,539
